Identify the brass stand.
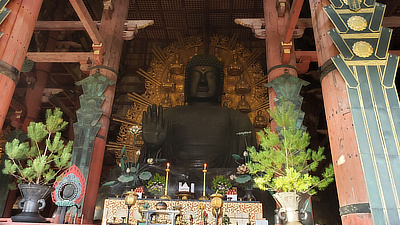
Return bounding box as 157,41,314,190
177,191,194,200
199,169,208,200
161,167,171,199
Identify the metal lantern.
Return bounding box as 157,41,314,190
210,193,224,225
124,190,138,225
210,193,224,209
124,190,138,206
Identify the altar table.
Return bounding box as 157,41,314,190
101,198,263,225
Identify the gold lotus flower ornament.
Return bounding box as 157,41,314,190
347,16,367,31
352,41,373,58
129,125,142,135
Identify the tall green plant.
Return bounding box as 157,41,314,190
2,108,73,186
247,102,334,195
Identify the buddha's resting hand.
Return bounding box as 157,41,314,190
142,104,167,150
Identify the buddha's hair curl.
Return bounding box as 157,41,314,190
184,54,224,103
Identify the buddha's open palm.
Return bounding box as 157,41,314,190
142,104,167,149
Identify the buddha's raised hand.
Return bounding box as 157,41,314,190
142,104,167,151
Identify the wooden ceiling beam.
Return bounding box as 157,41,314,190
295,50,400,62
68,0,103,45
26,52,93,63
283,0,304,43
25,50,400,64
35,21,93,31
34,16,400,32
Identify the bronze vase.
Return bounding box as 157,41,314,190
11,184,53,223
272,192,309,225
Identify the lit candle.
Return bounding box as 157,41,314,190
199,163,208,200
161,162,171,199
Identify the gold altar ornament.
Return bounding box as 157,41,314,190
210,193,224,225
199,164,208,200
161,163,171,199
124,190,138,206
352,41,373,58
102,198,263,225
124,190,138,225
210,193,224,209
347,16,367,31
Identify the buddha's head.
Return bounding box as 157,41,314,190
184,54,224,103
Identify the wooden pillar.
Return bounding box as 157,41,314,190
264,0,297,85
2,1,66,217
81,0,129,223
0,0,43,217
0,0,43,130
263,0,297,127
308,0,373,224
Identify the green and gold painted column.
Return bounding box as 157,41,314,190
325,0,400,223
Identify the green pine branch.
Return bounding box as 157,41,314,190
247,101,334,195
2,108,73,186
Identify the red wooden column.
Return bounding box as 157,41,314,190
0,0,43,217
263,0,298,113
308,0,373,224
2,1,67,217
0,0,43,130
80,0,129,223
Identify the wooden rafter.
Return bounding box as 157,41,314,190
25,52,93,62
283,0,304,43
235,17,400,40
24,50,400,64
68,0,103,45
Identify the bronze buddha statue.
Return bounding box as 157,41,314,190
142,54,256,168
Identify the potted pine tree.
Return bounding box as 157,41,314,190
2,108,73,222
247,102,334,224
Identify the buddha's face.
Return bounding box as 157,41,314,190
189,66,218,99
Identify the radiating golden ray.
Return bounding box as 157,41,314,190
127,92,153,106
137,68,161,85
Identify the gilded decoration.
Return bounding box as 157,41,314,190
108,35,268,159
101,199,263,225
325,1,400,223
342,0,363,6
347,16,367,31
352,41,373,58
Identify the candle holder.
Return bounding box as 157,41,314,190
161,164,171,199
199,167,208,200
